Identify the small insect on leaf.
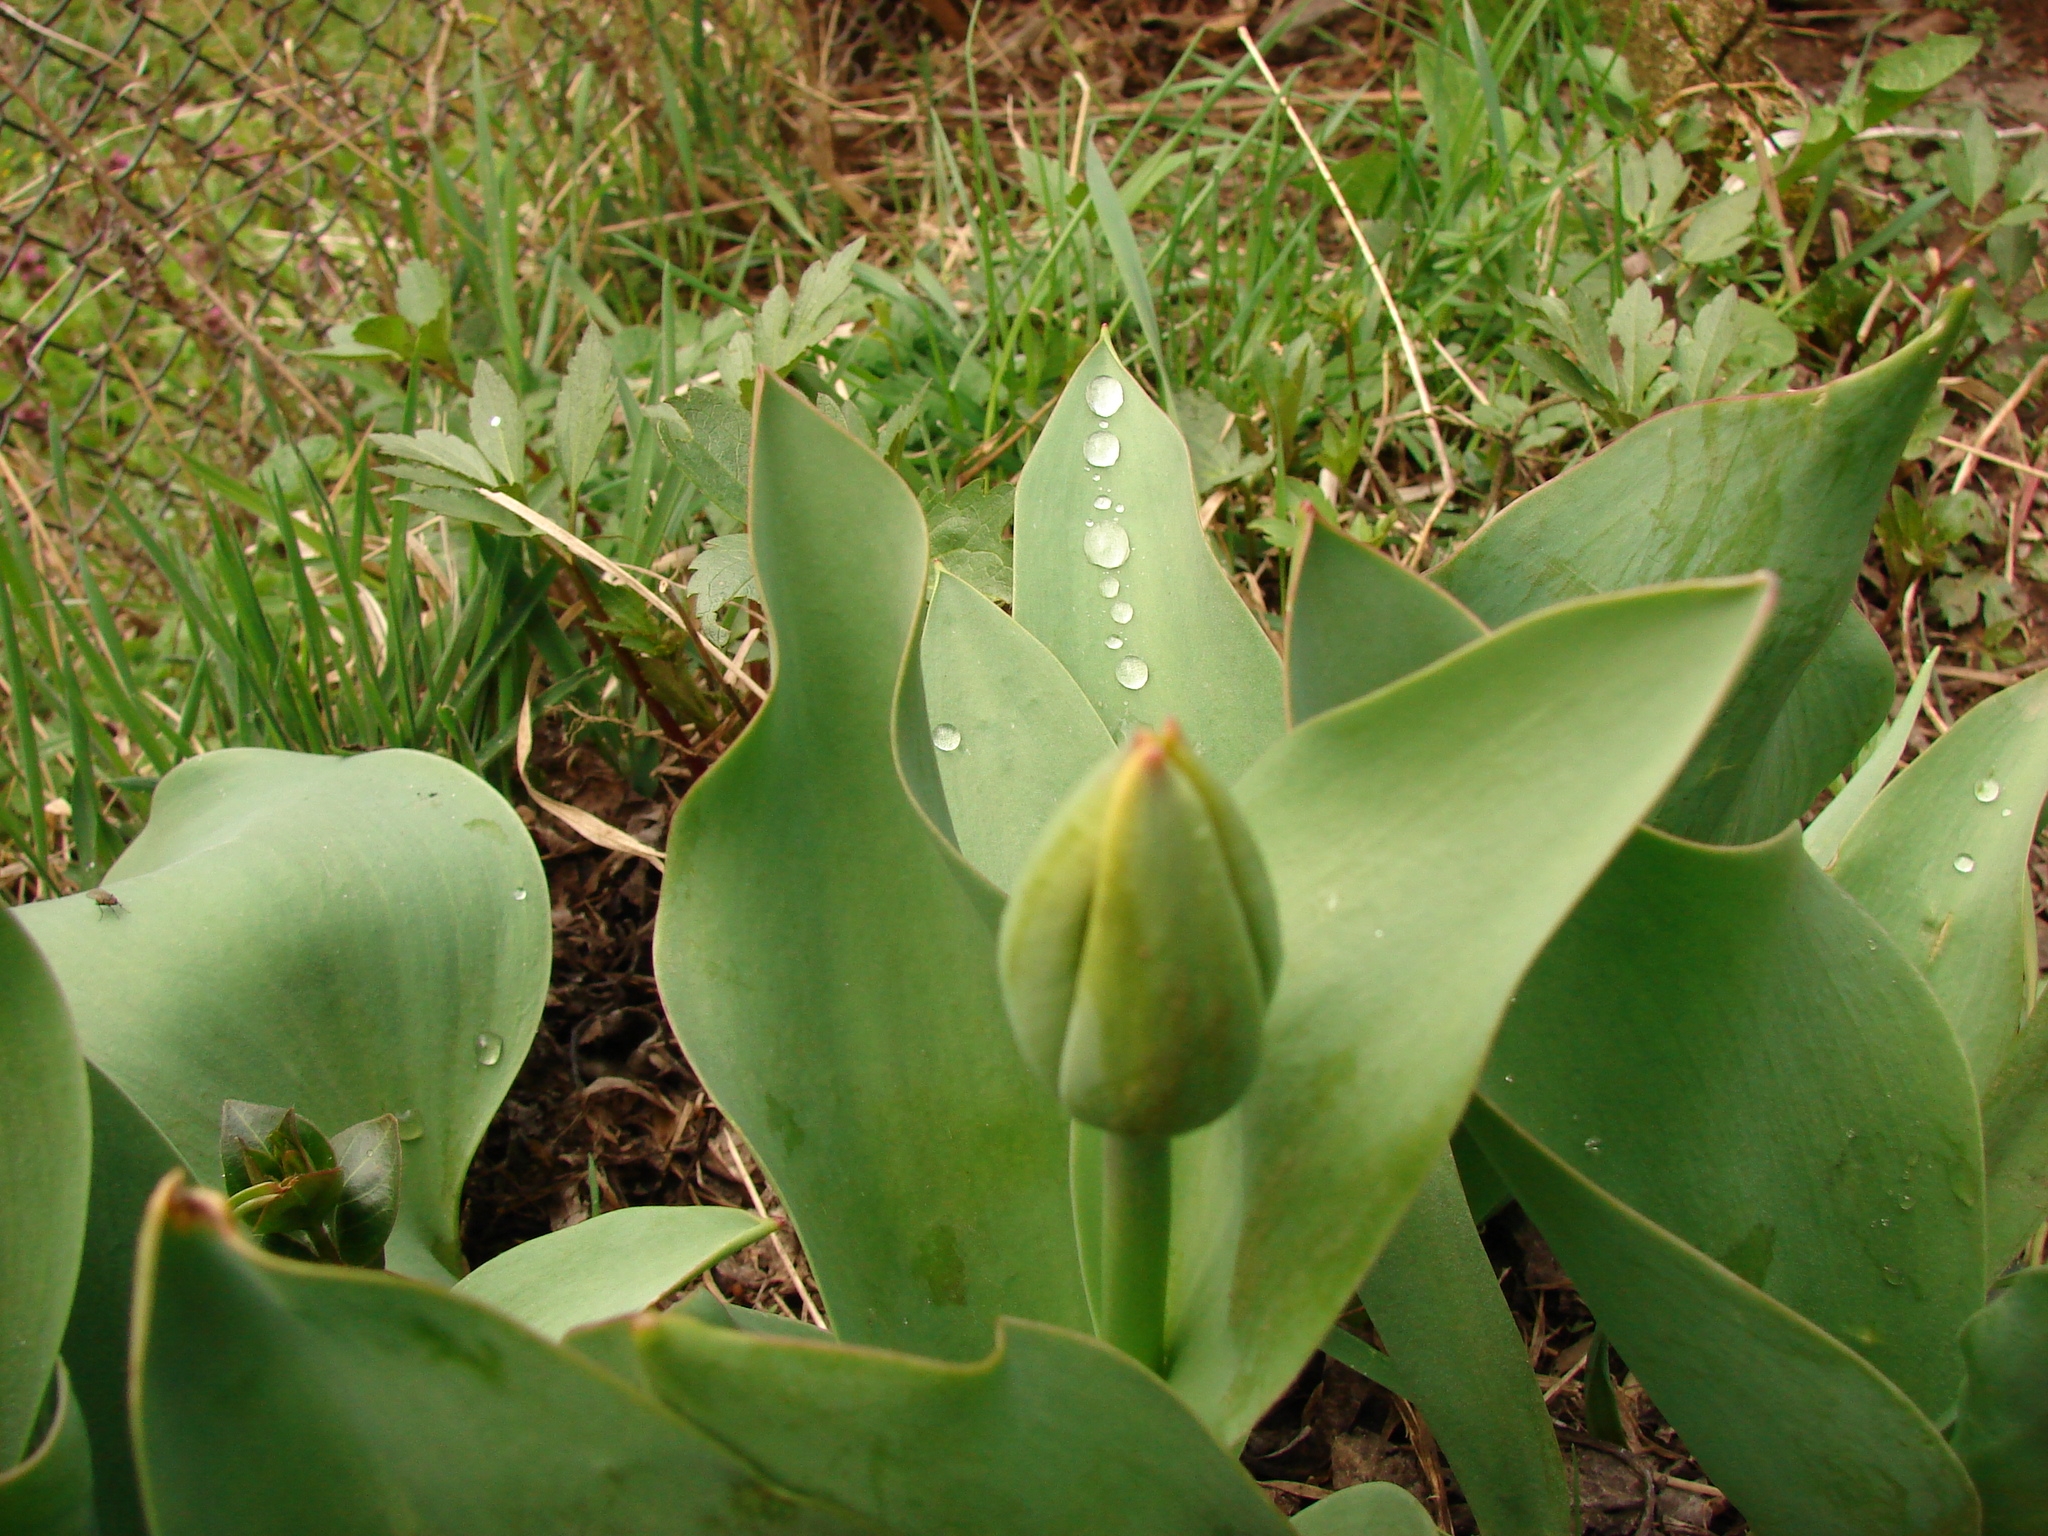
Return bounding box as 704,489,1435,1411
89,887,122,914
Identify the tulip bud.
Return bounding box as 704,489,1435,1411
220,1100,401,1268
998,722,1280,1137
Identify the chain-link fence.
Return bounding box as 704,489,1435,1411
0,1,579,524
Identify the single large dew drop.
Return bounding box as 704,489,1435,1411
1110,600,1134,624
1105,636,1124,649
474,1031,505,1068
1975,778,2001,803
1115,657,1149,690
932,723,962,752
1083,522,1131,568
1955,854,1976,874
1083,430,1121,468
1085,375,1125,417
1094,496,1112,510
394,1109,424,1142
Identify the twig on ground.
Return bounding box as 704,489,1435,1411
720,1128,828,1329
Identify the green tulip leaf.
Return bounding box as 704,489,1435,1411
1435,293,1964,842
1285,515,1484,726
1951,1264,2048,1536
0,1363,94,1536
1172,577,1772,1442
1360,1151,1572,1536
656,378,1089,1359
1804,652,1939,871
62,1067,185,1536
1467,1098,1978,1536
1317,1325,1412,1398
1830,669,2048,1090
1289,1483,1439,1535
1013,336,1286,783
1983,989,2048,1266
919,567,1114,889
16,748,551,1281
634,1310,1292,1535
453,1206,775,1340
1713,605,1897,843
0,911,88,1467
1487,826,1984,1414
129,1178,867,1536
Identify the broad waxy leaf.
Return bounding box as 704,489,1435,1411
1360,1151,1571,1536
1831,668,2048,1091
635,1312,1292,1535
0,1363,93,1536
0,911,88,1468
1715,606,1896,843
453,1206,774,1340
17,749,551,1280
1984,990,2048,1264
920,568,1113,890
1013,338,1285,784
1434,294,1964,842
1170,577,1771,1441
1468,1099,1978,1536
1487,827,1984,1415
1290,1484,1438,1535
61,1067,183,1536
129,1180,867,1536
1951,1264,2048,1536
1284,517,1484,726
655,379,1090,1359
1804,652,1939,871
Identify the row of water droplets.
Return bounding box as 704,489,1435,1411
1082,374,1147,691
1953,774,2006,874
930,372,1145,761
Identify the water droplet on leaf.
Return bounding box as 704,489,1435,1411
1094,496,1111,510
394,1109,424,1142
1954,854,1976,874
1098,577,1120,597
1584,1137,1604,1153
1084,375,1125,417
1083,430,1121,467
1899,1192,1915,1209
1105,636,1123,649
1083,522,1130,568
932,723,961,752
513,887,528,901
1976,778,2001,803
474,1032,504,1067
489,415,502,428
1110,600,1133,624
1114,657,1149,690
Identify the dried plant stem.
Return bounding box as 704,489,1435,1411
721,1127,827,1329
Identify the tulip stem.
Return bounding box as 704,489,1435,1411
1101,1132,1171,1374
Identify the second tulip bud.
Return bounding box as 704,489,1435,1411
998,722,1281,1137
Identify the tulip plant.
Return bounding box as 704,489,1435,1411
2,287,2046,1536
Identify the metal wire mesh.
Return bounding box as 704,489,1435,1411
0,0,550,520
